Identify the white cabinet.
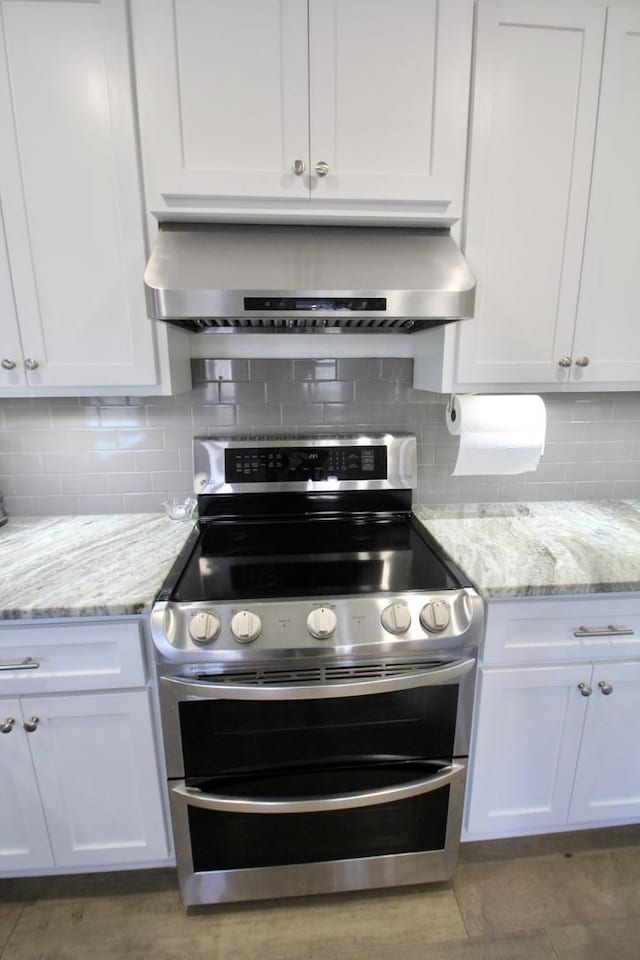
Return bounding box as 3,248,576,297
131,0,473,223
0,620,169,875
414,0,640,393
465,594,640,840
0,0,189,397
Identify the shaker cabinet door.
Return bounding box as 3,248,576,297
455,0,606,387
307,0,472,210
570,4,640,385
131,0,310,212
0,0,158,389
0,214,26,388
0,699,54,872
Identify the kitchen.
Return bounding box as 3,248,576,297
1,1,640,958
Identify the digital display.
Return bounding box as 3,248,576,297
224,445,387,483
243,297,387,312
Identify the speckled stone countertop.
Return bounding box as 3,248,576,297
0,515,195,620
413,500,640,599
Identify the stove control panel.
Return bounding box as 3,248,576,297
152,590,483,663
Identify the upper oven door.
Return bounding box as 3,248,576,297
159,657,476,781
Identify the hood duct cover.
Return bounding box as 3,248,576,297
144,223,475,333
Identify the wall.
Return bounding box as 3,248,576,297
1,358,639,516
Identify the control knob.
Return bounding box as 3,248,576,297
420,600,451,633
188,612,220,645
381,603,411,635
307,606,337,640
230,610,262,644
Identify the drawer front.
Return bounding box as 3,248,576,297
483,596,640,665
0,621,146,694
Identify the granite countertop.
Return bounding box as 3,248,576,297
0,515,195,620
413,500,640,599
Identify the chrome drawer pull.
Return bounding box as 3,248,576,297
172,762,465,815
0,657,41,672
573,625,634,638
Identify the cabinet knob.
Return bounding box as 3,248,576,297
24,358,39,371
575,356,590,368
577,682,592,697
23,716,40,732
1,358,16,370
558,357,572,368
0,718,15,734
598,680,613,696
315,160,330,177
291,159,306,176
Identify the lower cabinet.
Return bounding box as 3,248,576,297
466,659,640,838
0,620,170,875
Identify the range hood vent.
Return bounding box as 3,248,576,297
144,223,475,334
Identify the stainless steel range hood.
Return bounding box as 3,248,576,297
144,223,475,333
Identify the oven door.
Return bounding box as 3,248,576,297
160,657,475,905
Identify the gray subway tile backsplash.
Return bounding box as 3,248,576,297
1,358,639,515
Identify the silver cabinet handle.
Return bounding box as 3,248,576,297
1,358,16,370
578,682,592,697
291,159,305,175
573,625,634,638
0,718,15,734
598,680,613,696
24,358,39,371
171,762,465,815
575,356,590,367
23,716,39,733
315,160,330,177
0,657,41,672
161,658,475,702
558,356,572,368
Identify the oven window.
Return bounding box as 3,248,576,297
178,686,459,779
187,783,450,872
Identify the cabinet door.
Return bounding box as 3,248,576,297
132,0,310,213
23,691,169,868
570,661,640,824
570,5,640,385
0,0,158,388
0,699,54,872
0,212,26,388
465,665,588,838
456,0,605,386
307,0,472,211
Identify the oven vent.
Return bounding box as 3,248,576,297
196,660,440,687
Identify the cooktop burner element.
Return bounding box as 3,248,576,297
151,435,482,665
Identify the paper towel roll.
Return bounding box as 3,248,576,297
446,394,546,476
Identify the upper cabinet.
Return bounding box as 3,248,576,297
0,0,190,397
415,0,640,393
130,0,474,223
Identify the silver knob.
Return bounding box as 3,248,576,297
23,716,40,732
575,356,590,368
315,160,330,177
189,611,220,645
24,358,39,371
598,680,613,696
307,606,337,640
292,159,306,176
230,610,262,644
558,357,572,368
381,603,412,635
1,718,15,734
420,600,451,633
578,682,592,697
1,358,16,370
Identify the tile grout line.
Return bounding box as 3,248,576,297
0,902,28,960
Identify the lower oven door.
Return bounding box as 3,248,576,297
160,657,474,905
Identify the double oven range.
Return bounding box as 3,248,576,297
150,434,483,906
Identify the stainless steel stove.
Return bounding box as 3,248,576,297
150,434,483,906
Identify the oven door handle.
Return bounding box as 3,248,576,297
161,657,475,701
171,762,465,815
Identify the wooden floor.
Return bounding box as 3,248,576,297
2,826,640,959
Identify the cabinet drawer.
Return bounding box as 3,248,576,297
483,596,640,665
0,621,146,694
